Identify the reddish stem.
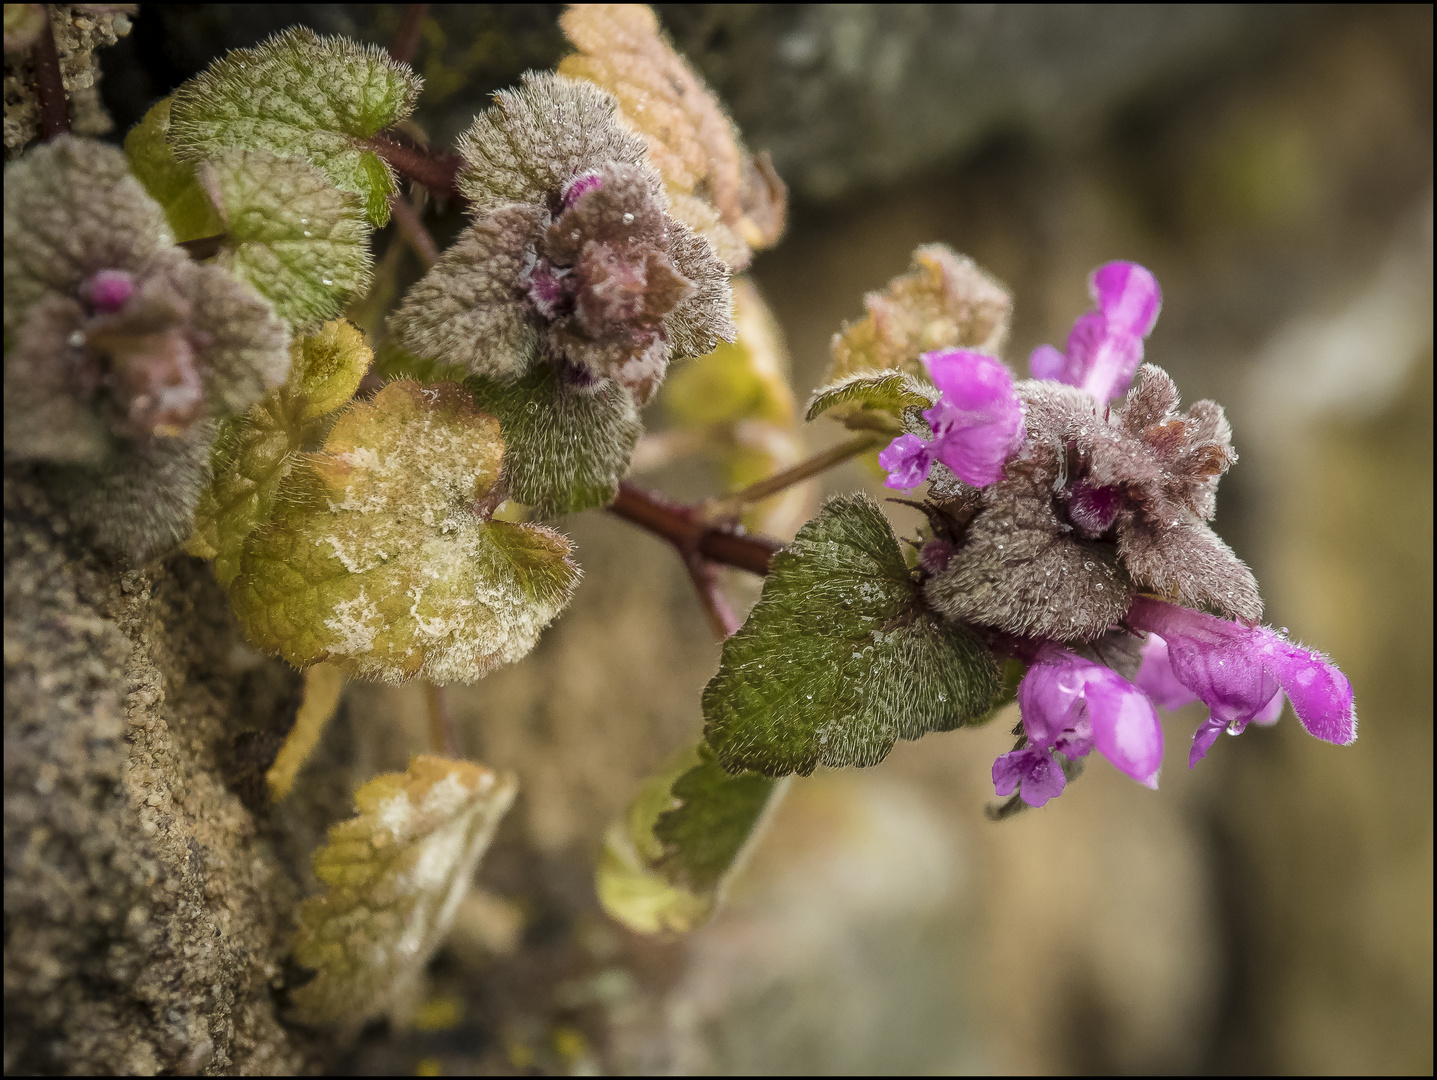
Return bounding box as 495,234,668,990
609,484,777,641
366,134,463,200
684,553,742,640
31,10,69,139
390,3,430,66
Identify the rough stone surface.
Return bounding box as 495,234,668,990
2,471,324,1075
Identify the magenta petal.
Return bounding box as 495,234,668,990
1127,597,1357,751
1017,647,1086,747
1078,329,1145,405
1188,714,1227,768
1029,343,1068,381
1134,634,1199,711
993,747,1066,807
561,171,603,207
1089,261,1162,337
1085,667,1164,787
82,268,135,314
1258,631,1357,745
918,348,1026,487
1253,688,1285,726
879,433,934,489
1127,598,1279,726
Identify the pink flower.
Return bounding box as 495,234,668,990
880,348,1026,490
994,644,1164,807
1128,597,1356,767
1030,261,1162,405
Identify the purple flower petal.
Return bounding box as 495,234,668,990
1189,714,1227,767
1134,633,1199,711
1258,631,1356,745
918,348,1026,487
1029,343,1069,382
1014,643,1163,793
1065,478,1125,538
879,432,934,489
1127,598,1357,761
1089,261,1162,337
993,746,1067,807
1068,314,1145,406
82,269,135,314
1084,667,1164,787
1253,688,1285,726
1028,261,1162,405
561,171,603,208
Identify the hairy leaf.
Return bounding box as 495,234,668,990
188,320,371,585
124,97,227,243
467,365,642,517
805,369,939,437
290,755,517,1026
559,3,786,270
198,150,373,330
598,742,785,934
167,27,421,227
823,245,1012,405
703,493,1001,776
230,380,579,683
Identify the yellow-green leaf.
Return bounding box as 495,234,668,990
804,370,938,437
124,97,227,242
598,742,785,934
229,379,579,683
188,320,371,584
659,276,809,535
290,755,517,1026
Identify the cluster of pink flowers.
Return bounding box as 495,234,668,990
881,261,1356,807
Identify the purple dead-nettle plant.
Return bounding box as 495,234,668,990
3,135,290,560
882,261,1356,807
392,71,734,407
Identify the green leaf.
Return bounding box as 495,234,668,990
199,150,373,330
468,364,642,516
188,320,371,585
167,28,422,227
654,743,781,891
804,370,938,436
290,755,517,1026
229,379,579,684
702,493,1001,776
597,743,784,934
124,97,227,243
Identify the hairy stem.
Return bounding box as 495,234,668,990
684,553,741,639
390,3,430,66
609,482,782,578
366,134,463,200
424,682,460,758
31,10,69,139
705,432,884,519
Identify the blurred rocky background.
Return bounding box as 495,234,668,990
7,4,1430,1074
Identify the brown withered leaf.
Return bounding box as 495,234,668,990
558,3,786,270
827,244,1013,386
